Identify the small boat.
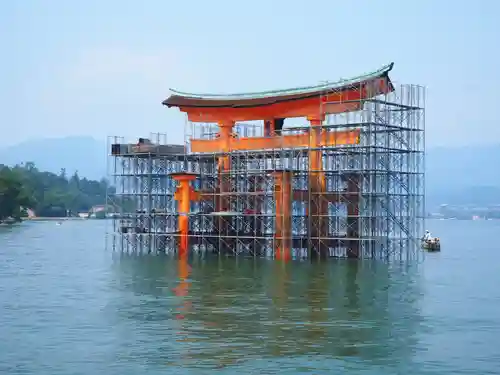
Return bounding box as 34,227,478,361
421,238,441,252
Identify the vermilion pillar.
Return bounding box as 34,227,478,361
172,173,199,256
215,120,235,253
308,117,325,190
264,119,275,137
272,171,293,261
217,120,234,172
308,116,328,257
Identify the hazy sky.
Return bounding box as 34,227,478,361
1,0,498,148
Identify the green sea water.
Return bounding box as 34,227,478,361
0,219,499,374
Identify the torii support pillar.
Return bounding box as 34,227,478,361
272,171,293,261
216,120,236,255
308,116,329,259
172,173,200,257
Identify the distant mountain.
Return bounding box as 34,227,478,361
426,143,500,208
426,143,500,187
0,136,107,181
1,137,499,208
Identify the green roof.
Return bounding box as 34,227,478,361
169,62,394,100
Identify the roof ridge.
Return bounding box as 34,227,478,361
168,62,393,100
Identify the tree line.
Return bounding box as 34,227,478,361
0,162,114,221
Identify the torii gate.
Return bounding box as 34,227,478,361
164,63,395,259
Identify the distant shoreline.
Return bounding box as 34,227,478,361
27,217,111,221
26,217,87,221
1,217,109,225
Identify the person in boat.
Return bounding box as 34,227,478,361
423,230,432,241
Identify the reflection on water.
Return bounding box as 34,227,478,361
111,253,424,372
2,220,500,374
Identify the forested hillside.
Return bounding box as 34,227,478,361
0,162,113,220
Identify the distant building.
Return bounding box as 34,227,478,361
88,204,115,219
89,205,107,214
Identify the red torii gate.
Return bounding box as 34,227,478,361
165,63,394,258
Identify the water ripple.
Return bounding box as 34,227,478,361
0,220,499,374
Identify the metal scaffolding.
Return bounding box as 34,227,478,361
107,75,425,261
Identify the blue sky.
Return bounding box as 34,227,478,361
1,0,498,148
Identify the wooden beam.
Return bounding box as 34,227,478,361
190,129,360,153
